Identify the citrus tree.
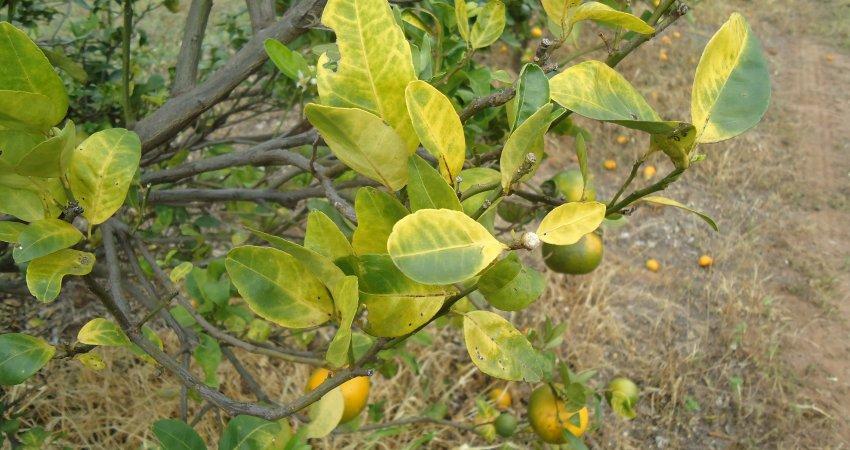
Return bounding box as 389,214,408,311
0,0,769,447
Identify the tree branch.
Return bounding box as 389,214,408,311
146,179,372,206
171,0,213,96
247,0,277,32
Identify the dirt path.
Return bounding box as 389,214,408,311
775,38,850,441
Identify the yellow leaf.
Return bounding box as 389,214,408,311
405,80,466,184
537,201,605,245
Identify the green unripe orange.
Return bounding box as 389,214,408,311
542,169,596,202
494,412,518,437
542,233,603,275
606,377,639,407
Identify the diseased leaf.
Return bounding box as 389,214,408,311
470,0,506,49
25,249,95,302
692,13,770,143
0,221,26,243
316,0,418,150
500,103,554,190
478,253,545,311
650,122,697,169
0,333,55,386
407,155,464,212
226,246,334,328
303,387,345,438
537,201,606,245
304,210,354,262
325,276,359,368
569,2,654,35
305,104,409,191
541,0,581,31
247,227,347,289
637,196,718,231
152,419,206,450
12,121,75,178
463,311,548,381
405,80,466,184
455,0,470,42
12,219,83,264
387,209,506,285
351,187,409,255
77,318,130,347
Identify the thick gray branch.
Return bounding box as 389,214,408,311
247,0,276,32
171,0,213,96
147,179,372,206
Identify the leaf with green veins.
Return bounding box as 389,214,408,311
0,221,26,243
77,318,130,347
13,120,75,178
246,227,347,289
304,104,409,191
351,187,409,255
405,80,466,184
226,246,334,329
0,333,55,386
304,210,354,262
500,103,554,190
470,0,506,49
541,0,581,31
692,13,770,143
387,209,506,285
68,128,141,226
194,332,221,388
12,219,83,264
510,64,550,131
478,252,545,311
25,249,95,302
537,201,606,245
462,310,548,381
0,22,69,131
356,255,449,337
316,0,418,150
264,39,310,81
0,129,44,167
152,419,206,450
219,415,286,450
455,0,470,42
569,2,654,35
636,196,718,231
549,61,679,133
407,155,464,212
325,276,359,368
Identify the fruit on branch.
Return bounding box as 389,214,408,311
542,233,603,275
527,385,589,444
542,169,596,202
489,387,512,411
494,412,518,437
306,368,371,423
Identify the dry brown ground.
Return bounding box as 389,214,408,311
2,1,849,449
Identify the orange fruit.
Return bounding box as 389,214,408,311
494,412,518,437
660,35,672,46
489,387,512,410
306,368,371,423
603,159,617,170
642,165,656,180
673,30,682,39
542,233,603,275
659,49,669,61
645,259,660,272
528,385,590,444
531,26,543,38
616,135,629,145
698,255,714,267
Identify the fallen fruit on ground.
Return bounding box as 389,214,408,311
542,233,603,275
645,258,660,272
489,387,512,410
306,368,371,423
603,159,617,170
643,165,657,179
494,412,518,437
528,385,590,443
698,255,714,267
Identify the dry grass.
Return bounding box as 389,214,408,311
3,0,848,448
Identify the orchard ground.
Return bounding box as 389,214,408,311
2,0,849,448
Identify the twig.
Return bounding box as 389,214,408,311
221,346,275,404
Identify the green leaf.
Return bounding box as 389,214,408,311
650,122,697,169
304,387,345,438
470,0,506,49
537,201,605,245
25,249,95,302
0,129,42,168
636,196,718,231
0,22,68,131
387,209,506,285
152,419,206,450
541,0,581,31
77,318,130,347
304,210,354,262
185,267,230,309
170,261,194,284
462,311,548,381
405,80,466,184
12,219,83,264
356,254,449,337
11,120,75,178
478,253,545,311
304,104,409,191
511,64,550,131
264,39,310,81
316,0,418,151
549,61,677,133
226,246,334,328
407,155,463,212
500,103,554,190
0,221,26,243
247,227,347,289
325,276,359,368
569,2,654,35
692,13,770,143
0,333,55,385
219,415,286,450
194,332,221,388
68,128,141,226
38,44,88,82
351,187,409,255
455,0,470,42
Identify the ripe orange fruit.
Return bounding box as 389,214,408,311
531,26,543,38
645,258,660,272
659,49,669,61
498,43,509,54
642,165,656,180
489,387,512,410
542,233,603,275
660,35,672,46
616,135,629,145
673,30,682,39
528,385,590,444
698,255,713,267
603,159,617,170
542,169,596,202
306,368,371,423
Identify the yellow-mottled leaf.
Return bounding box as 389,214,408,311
541,0,580,31
470,0,506,49
537,201,605,245
304,386,344,438
325,276,359,368
304,210,354,262
463,310,549,381
455,0,470,42
12,219,83,263
351,187,409,255
26,249,95,302
77,318,130,347
500,103,554,190
569,2,654,35
405,80,466,184
407,155,463,212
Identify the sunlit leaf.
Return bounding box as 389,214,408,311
12,219,83,264
537,201,606,245
25,249,95,302
351,187,409,255
405,80,466,184
463,311,548,381
470,0,506,49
